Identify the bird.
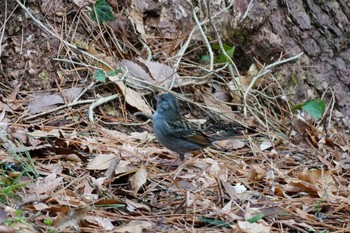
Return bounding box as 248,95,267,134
152,92,224,161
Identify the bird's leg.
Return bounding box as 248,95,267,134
179,153,185,161
165,154,184,170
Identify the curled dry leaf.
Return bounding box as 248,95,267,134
129,5,147,40
85,216,114,231
125,199,151,212
115,160,131,174
214,139,245,150
108,76,152,115
28,87,83,114
119,59,182,88
143,60,182,87
115,220,154,233
237,220,271,233
129,166,147,193
86,154,117,170
202,93,237,120
260,141,272,150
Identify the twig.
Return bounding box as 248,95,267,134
243,52,304,116
100,119,151,126
52,58,102,70
240,0,255,22
89,94,119,122
206,1,241,80
319,87,335,133
172,0,236,71
74,82,95,103
0,0,9,57
192,7,213,71
265,52,304,70
15,0,114,70
139,38,152,61
23,99,95,121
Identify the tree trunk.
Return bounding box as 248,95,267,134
226,0,350,116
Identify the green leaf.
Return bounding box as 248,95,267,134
198,217,231,228
106,69,120,76
43,218,53,226
90,0,115,24
93,69,107,82
211,44,235,63
218,46,235,63
247,213,265,223
302,99,326,119
212,43,233,51
200,54,210,61
292,98,326,119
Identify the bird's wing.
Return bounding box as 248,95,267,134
165,119,212,147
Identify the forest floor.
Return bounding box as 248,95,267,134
1,0,349,232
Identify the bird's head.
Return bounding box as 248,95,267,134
156,93,181,119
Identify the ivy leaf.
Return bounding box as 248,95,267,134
90,0,115,24
198,217,231,228
106,69,120,76
247,213,265,223
93,69,121,82
212,44,235,63
292,98,326,119
200,54,210,62
93,69,107,82
301,99,326,119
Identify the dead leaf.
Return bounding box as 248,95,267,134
119,59,153,84
0,226,15,233
143,60,182,87
8,83,21,100
28,87,83,114
284,178,318,196
61,87,83,102
115,160,131,174
28,129,61,138
260,141,272,150
28,94,64,114
214,139,245,149
33,203,49,211
237,220,270,233
26,173,63,195
85,216,114,231
119,59,183,88
115,220,154,233
209,160,221,178
202,93,237,120
86,154,117,170
129,1,147,40
125,199,151,212
129,166,147,193
248,165,266,182
108,78,152,115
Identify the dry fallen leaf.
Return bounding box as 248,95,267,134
86,154,117,170
28,87,83,114
109,78,152,115
214,139,245,149
129,166,147,193
143,60,182,87
125,199,151,212
115,220,154,233
202,93,237,120
237,220,270,233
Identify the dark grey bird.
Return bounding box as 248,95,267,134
152,92,224,161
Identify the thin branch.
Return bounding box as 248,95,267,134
23,99,95,121
15,0,114,70
243,52,304,116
